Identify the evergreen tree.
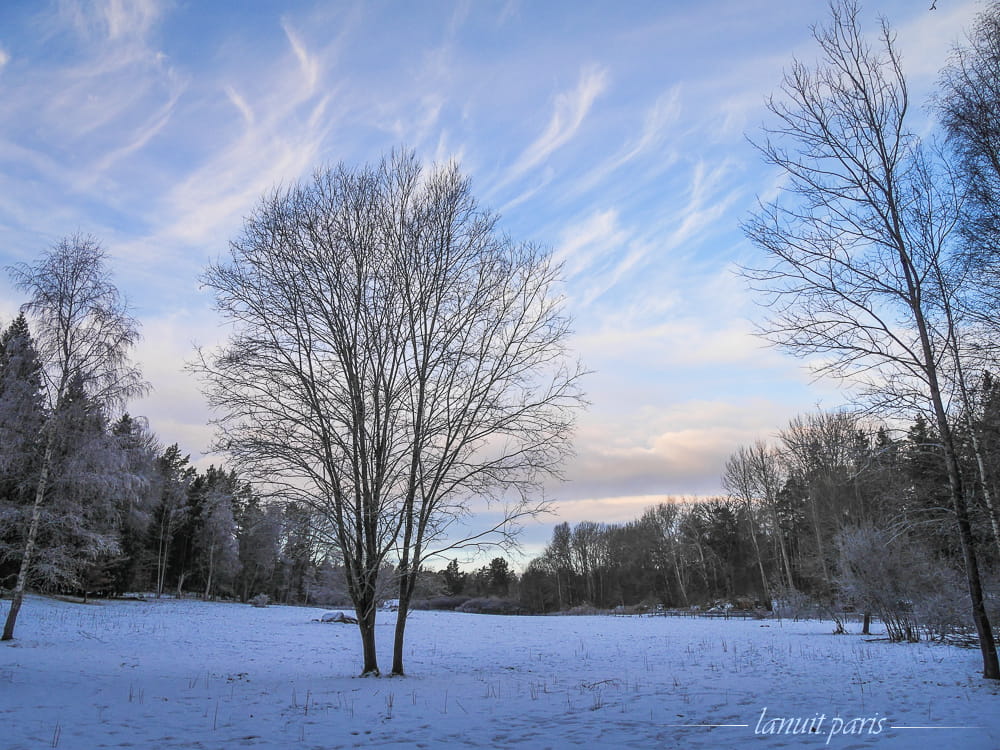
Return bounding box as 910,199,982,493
106,414,159,594
442,559,466,596
148,444,193,597
0,315,46,591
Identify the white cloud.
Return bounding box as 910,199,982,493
892,1,978,82
553,208,627,278
573,86,682,195
155,21,340,252
281,19,320,94
130,308,221,468
102,0,161,41
0,48,9,70
225,86,255,126
504,64,609,183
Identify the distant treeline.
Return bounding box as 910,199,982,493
3,302,999,642
503,404,1000,640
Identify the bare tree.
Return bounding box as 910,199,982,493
723,444,775,604
389,158,584,674
939,0,1000,287
741,1,998,678
197,152,584,676
2,236,146,640
938,1,1000,561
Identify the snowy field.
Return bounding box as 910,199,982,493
1,596,998,749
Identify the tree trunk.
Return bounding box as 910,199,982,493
155,517,170,599
769,504,795,591
935,414,1000,679
357,598,380,677
2,440,53,641
175,570,187,599
744,502,770,606
391,592,411,676
204,543,215,600
913,288,1000,678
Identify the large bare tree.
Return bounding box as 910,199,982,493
2,236,146,640
198,152,584,676
742,1,998,678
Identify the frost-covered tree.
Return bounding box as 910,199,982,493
192,467,240,600
38,374,127,597
234,490,282,603
149,444,194,598
100,414,159,595
2,237,146,640
0,315,46,590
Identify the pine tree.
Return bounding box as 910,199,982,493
148,444,194,598
105,414,159,594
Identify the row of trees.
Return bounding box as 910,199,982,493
0,241,377,640
1,151,586,679
517,404,999,631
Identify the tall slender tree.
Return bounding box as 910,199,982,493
2,236,146,640
741,1,998,677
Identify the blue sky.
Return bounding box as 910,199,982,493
0,0,980,558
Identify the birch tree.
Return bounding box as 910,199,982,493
741,1,998,678
2,236,146,640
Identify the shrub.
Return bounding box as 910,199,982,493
456,597,522,615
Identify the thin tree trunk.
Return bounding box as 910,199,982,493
3,440,53,641
744,501,771,606
671,547,689,607
391,589,411,676
175,570,187,599
808,488,831,589
769,504,795,591
932,403,1000,678
204,543,215,600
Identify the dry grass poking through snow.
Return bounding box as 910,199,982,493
1,596,998,748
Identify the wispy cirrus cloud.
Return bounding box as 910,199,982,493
57,0,162,41
281,18,321,94
572,86,682,196
149,15,351,259
501,64,609,185
553,208,627,279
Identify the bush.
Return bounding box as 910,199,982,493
835,524,963,642
412,595,470,611
563,603,604,616
249,593,270,608
456,597,522,615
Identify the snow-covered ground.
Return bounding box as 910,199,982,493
1,596,998,749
